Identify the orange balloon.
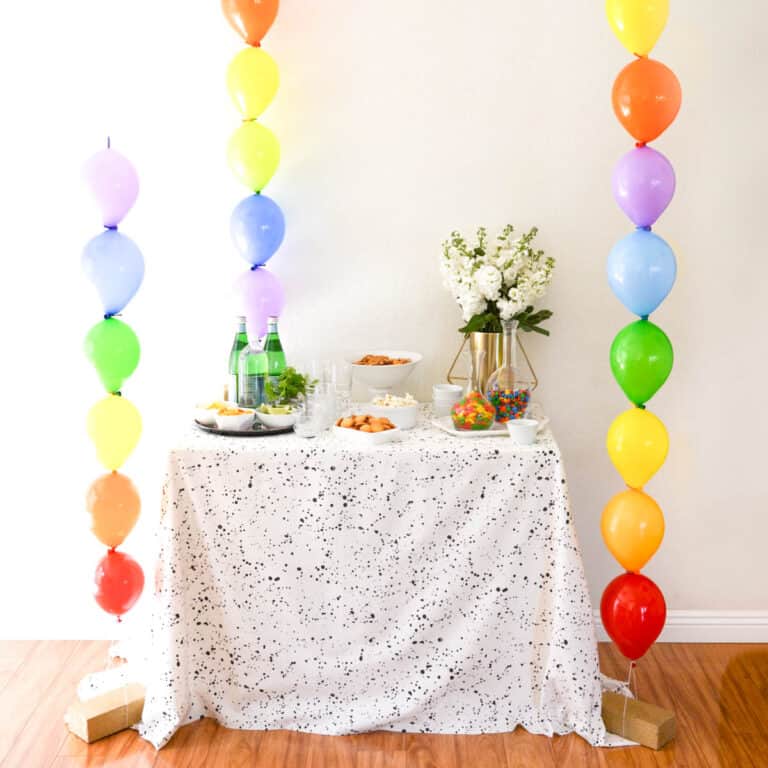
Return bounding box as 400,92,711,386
221,0,279,46
601,488,665,572
86,472,141,549
612,58,681,143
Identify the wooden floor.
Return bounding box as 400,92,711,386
0,641,766,767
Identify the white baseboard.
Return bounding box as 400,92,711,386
593,610,768,643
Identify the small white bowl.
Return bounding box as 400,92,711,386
333,424,401,446
255,410,298,429
215,409,256,432
195,402,235,426
194,407,217,427
505,418,541,445
367,403,419,430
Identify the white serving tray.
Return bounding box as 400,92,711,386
431,416,509,438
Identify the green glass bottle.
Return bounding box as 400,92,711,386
228,316,248,403
237,342,268,408
264,316,286,385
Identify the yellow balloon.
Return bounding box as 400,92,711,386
87,395,142,471
601,488,664,572
606,407,668,488
227,121,280,192
606,0,669,57
226,47,279,120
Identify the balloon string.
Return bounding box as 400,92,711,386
621,660,636,737
107,136,111,149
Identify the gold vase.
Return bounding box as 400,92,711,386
469,332,502,393
447,331,538,393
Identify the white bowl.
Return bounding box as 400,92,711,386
367,403,419,430
194,407,218,427
333,424,401,446
215,409,256,431
255,410,298,429
347,350,422,390
505,418,542,445
195,402,235,426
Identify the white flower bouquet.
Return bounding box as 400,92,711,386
441,225,555,335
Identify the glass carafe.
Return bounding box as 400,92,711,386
486,319,533,422
451,350,496,431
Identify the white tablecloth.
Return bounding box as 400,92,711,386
138,408,606,748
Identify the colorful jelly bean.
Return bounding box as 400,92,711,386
486,387,531,423
451,391,496,431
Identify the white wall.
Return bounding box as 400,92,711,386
0,0,764,639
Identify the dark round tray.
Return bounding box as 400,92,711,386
194,420,294,437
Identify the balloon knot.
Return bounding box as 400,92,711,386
114,391,122,397
641,315,649,321
117,615,122,624
638,225,652,232
635,142,646,148
105,225,118,231
638,404,646,410
250,264,259,271
104,313,114,320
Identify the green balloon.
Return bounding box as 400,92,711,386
610,319,673,406
84,318,140,393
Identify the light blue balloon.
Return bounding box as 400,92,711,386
607,230,676,317
230,194,285,266
82,230,145,316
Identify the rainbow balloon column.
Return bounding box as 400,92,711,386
82,142,145,621
223,0,286,342
600,1,682,666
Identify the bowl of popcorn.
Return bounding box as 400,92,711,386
367,392,419,430
347,351,422,393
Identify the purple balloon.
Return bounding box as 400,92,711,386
612,146,675,228
234,267,285,341
83,148,139,228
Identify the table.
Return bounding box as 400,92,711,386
138,408,607,748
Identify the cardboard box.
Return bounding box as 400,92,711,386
602,690,676,750
64,683,145,744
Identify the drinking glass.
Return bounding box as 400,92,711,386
294,383,336,438
331,361,353,416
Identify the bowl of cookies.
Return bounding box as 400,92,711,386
334,413,401,445
348,350,422,393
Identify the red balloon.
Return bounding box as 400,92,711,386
94,550,144,617
601,572,666,660
221,0,279,46
612,58,682,143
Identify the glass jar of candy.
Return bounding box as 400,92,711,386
485,319,534,422
451,350,496,430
